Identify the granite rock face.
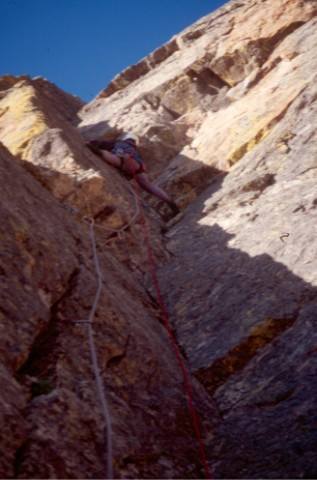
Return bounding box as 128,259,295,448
1,0,317,478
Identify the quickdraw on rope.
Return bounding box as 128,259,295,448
132,178,212,479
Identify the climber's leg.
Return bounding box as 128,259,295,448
135,173,179,214
135,173,171,202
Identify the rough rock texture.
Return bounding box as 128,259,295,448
0,76,83,157
0,75,165,270
0,143,215,479
79,0,316,186
1,0,317,478
159,80,317,478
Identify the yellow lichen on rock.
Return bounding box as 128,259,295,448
0,83,48,158
227,126,271,167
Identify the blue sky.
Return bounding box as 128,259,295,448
0,0,226,102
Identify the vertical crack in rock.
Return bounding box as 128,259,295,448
11,266,82,478
16,267,81,397
13,440,31,479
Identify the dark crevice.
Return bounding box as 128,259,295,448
13,440,30,479
49,266,81,318
143,93,181,120
211,21,307,89
300,166,317,176
143,93,161,110
195,316,297,396
254,21,306,66
16,317,58,383
16,267,81,397
161,104,182,120
245,56,283,91
293,204,306,213
93,204,116,222
144,287,161,310
186,66,230,92
241,173,276,199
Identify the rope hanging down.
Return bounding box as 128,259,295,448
84,219,113,479
67,177,143,480
72,171,211,478
132,180,212,479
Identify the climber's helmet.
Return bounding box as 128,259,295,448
120,132,138,145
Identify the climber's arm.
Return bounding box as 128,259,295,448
86,140,122,167
86,140,115,155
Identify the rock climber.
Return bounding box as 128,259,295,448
86,133,179,215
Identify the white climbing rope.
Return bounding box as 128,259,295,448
85,219,113,479
65,172,146,479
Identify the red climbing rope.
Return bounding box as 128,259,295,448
133,179,212,479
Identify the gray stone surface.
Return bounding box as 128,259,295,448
159,82,317,478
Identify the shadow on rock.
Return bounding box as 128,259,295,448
158,175,317,479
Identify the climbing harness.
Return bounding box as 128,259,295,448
118,154,145,179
